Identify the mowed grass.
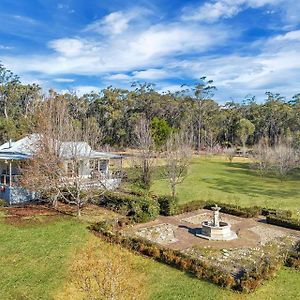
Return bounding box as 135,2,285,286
0,211,299,300
152,156,300,213
0,215,89,300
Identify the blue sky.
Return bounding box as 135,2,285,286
0,0,300,102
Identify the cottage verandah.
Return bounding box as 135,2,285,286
0,134,122,204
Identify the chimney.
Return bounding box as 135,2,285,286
8,139,12,148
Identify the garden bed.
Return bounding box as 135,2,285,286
91,208,300,293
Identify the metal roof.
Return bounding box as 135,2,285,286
0,134,121,160
0,152,30,161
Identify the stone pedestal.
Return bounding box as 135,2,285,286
195,205,238,241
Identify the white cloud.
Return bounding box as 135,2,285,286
106,74,131,80
157,84,186,94
85,10,143,35
71,85,102,96
273,30,300,42
12,15,37,25
53,78,75,83
3,20,228,76
86,12,130,35
48,38,95,57
0,45,13,50
182,0,284,23
105,68,173,82
172,44,300,100
2,6,299,101
132,69,170,80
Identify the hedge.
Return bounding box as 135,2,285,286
97,191,159,223
285,241,300,269
173,200,261,218
266,215,300,231
156,195,178,216
261,208,292,218
90,220,286,293
204,203,261,218
158,197,292,221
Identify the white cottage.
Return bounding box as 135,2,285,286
0,134,122,204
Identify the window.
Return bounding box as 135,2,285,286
100,160,107,173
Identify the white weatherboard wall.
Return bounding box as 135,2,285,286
0,186,35,205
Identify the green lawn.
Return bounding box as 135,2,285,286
152,156,300,214
0,210,299,300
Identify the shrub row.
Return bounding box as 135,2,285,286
97,191,159,223
90,221,236,289
157,196,293,220
238,256,283,293
90,221,285,293
166,199,261,218
266,215,300,231
261,208,292,218
204,203,261,218
285,241,300,269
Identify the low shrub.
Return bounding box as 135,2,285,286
175,200,207,214
157,195,178,216
0,199,8,207
266,215,300,231
261,208,292,218
97,191,159,223
238,256,283,293
175,200,260,218
204,203,261,218
90,221,287,293
285,241,300,269
90,221,235,290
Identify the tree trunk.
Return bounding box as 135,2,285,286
4,99,8,119
197,120,201,154
77,203,81,217
52,194,59,209
242,140,246,157
171,182,176,200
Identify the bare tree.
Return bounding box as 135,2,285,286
224,147,236,163
272,141,297,181
59,241,145,300
252,138,273,177
252,138,298,180
21,95,70,208
21,95,103,217
164,131,193,199
133,117,155,189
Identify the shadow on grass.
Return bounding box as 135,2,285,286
198,161,300,199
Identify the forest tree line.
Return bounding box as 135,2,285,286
1,63,300,151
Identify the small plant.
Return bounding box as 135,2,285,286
224,147,236,163
0,199,8,207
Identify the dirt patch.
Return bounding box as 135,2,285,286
0,202,121,226
4,214,62,226
135,223,178,245
4,204,58,217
